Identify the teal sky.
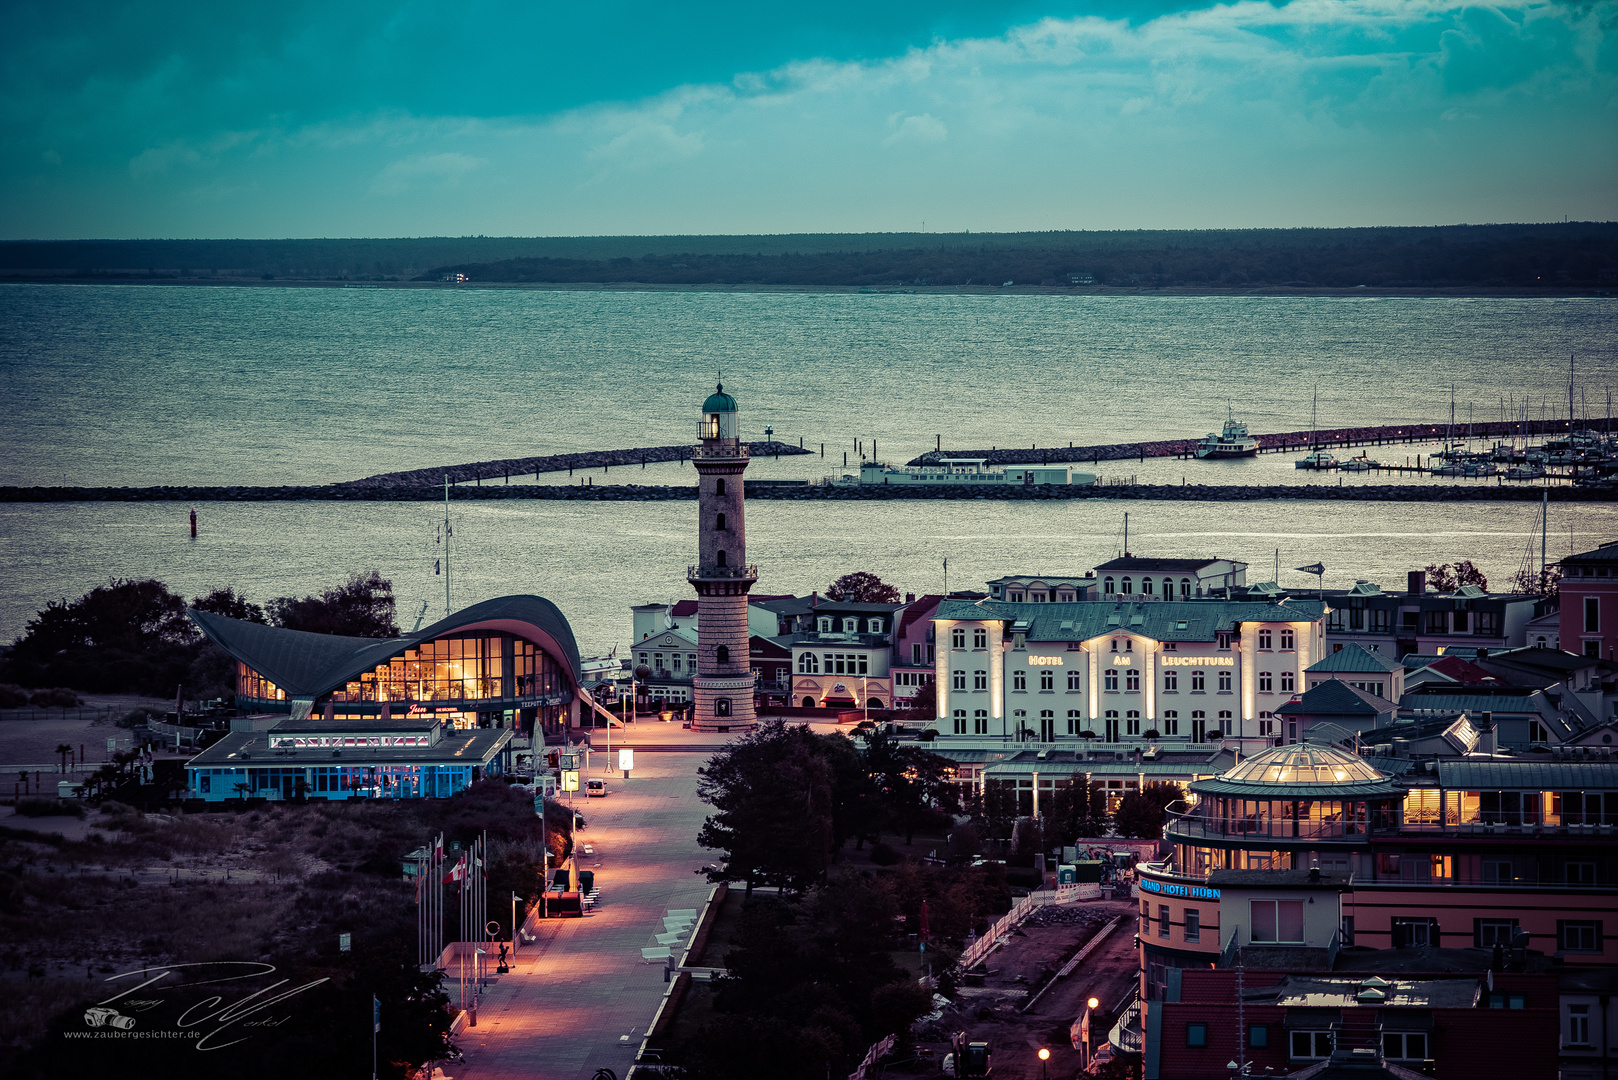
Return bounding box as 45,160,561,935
3,1,1614,238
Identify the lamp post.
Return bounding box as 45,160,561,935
1038,1047,1050,1080
1082,996,1100,1070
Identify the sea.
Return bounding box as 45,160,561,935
2,284,1615,653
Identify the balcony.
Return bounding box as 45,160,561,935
688,564,759,582
1166,810,1370,843
691,438,748,461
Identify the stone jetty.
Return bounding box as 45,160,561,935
4,482,1610,503
905,419,1591,466
341,440,811,487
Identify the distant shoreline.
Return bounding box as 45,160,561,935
0,276,1609,300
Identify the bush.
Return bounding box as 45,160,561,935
869,841,902,865
29,688,84,708
15,798,85,818
117,708,155,729
0,684,29,708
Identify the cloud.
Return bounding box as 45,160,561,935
369,152,485,196
884,112,948,146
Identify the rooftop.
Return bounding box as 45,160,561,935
186,726,512,768
933,597,1325,641
1563,539,1618,564
1092,556,1245,573
1277,680,1394,718
1307,644,1404,675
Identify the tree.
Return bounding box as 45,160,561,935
191,586,266,623
1425,561,1488,593
1509,563,1561,599
2,579,198,694
268,570,400,637
1113,782,1184,840
697,722,839,895
900,679,936,725
825,572,900,603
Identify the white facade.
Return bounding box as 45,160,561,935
932,599,1326,750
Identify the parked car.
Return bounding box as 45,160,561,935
586,778,607,797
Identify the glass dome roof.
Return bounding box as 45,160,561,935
1221,742,1385,786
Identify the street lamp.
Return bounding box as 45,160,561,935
1038,1047,1050,1080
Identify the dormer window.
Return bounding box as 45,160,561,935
869,618,884,634
820,617,833,633
843,617,857,633
1010,591,1024,601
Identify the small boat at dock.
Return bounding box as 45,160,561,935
1296,450,1338,470
1338,455,1379,472
1194,409,1259,459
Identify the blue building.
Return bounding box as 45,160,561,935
183,595,583,802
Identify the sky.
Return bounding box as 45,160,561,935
2,0,1614,238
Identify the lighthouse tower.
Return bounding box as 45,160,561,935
689,383,758,732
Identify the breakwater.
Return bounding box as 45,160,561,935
906,419,1597,466
4,482,1609,503
342,440,811,487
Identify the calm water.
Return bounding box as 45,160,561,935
3,284,1616,649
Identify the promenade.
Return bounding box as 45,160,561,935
444,726,725,1080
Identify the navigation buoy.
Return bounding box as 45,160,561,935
189,509,197,538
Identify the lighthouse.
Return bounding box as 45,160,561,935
688,383,758,732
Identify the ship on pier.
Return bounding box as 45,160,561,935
1193,410,1260,459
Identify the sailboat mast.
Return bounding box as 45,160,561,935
443,473,452,618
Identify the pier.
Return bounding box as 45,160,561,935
904,418,1605,467
341,439,811,488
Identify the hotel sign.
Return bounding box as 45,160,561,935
1160,656,1235,667
1028,655,1065,665
1138,877,1220,900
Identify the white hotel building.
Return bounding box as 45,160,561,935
931,597,1327,751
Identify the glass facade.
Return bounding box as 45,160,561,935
236,633,566,706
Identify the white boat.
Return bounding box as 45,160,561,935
855,458,1096,487
1338,456,1379,472
1194,410,1259,459
1296,450,1338,470
1504,465,1545,480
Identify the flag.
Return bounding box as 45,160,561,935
373,995,381,1034
443,857,466,884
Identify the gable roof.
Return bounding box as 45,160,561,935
1307,643,1403,674
1407,655,1505,686
1093,556,1243,573
1277,680,1392,718
189,594,582,700
933,597,1325,642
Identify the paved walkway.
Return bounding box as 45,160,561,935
445,746,718,1080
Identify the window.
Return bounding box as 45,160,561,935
1426,609,1448,634
1559,921,1602,953
1010,591,1024,602
1258,714,1274,737
1475,919,1519,948
1291,1031,1333,1060
1125,639,1132,652
1392,917,1439,947
1187,1023,1207,1048
913,643,928,665
1280,628,1295,649
1103,576,1115,594
842,617,857,633
820,617,833,633
1475,610,1498,636
1158,904,1171,937
1569,1005,1592,1046
1164,670,1178,692
717,549,726,566
1191,671,1205,691
1040,670,1054,691
1163,577,1174,596
1125,669,1140,692
1218,710,1232,729
1383,1033,1428,1061
715,645,729,664
1191,712,1206,742
1141,898,1150,933
1185,908,1200,942
1586,597,1600,633
1039,710,1055,742
1013,671,1027,691
973,709,989,735
715,478,725,495
952,709,967,734
1248,1024,1267,1048
1142,578,1153,595
1566,861,1596,885
1281,672,1295,693
1162,711,1178,735
1259,629,1273,649
1067,710,1082,735
715,512,726,530
1218,633,1231,650
1067,671,1082,690
952,628,966,649
1250,899,1304,943
1105,670,1119,691
973,628,988,649
973,670,987,690
952,669,965,690
1218,671,1232,692
1181,578,1191,597
1122,577,1133,594
714,697,731,717
1259,671,1273,693
1111,639,1119,652
1488,993,1526,1009
1127,711,1141,736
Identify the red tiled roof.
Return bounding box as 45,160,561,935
1421,654,1505,686
670,600,699,618
897,595,943,636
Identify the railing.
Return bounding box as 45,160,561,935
848,1034,896,1080
960,888,1066,971
687,564,760,581
1166,812,1369,842
691,439,747,459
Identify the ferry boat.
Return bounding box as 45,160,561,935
849,458,1096,487
1193,411,1259,459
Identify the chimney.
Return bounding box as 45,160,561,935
905,592,915,603
811,590,819,609
1408,569,1425,596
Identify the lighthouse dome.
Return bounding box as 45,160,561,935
703,384,738,413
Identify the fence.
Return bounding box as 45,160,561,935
848,1034,897,1080
0,707,118,723
959,888,1071,971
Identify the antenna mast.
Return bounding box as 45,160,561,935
443,473,452,618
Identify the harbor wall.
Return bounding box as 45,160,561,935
905,419,1606,466
4,483,1610,503
342,440,810,487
